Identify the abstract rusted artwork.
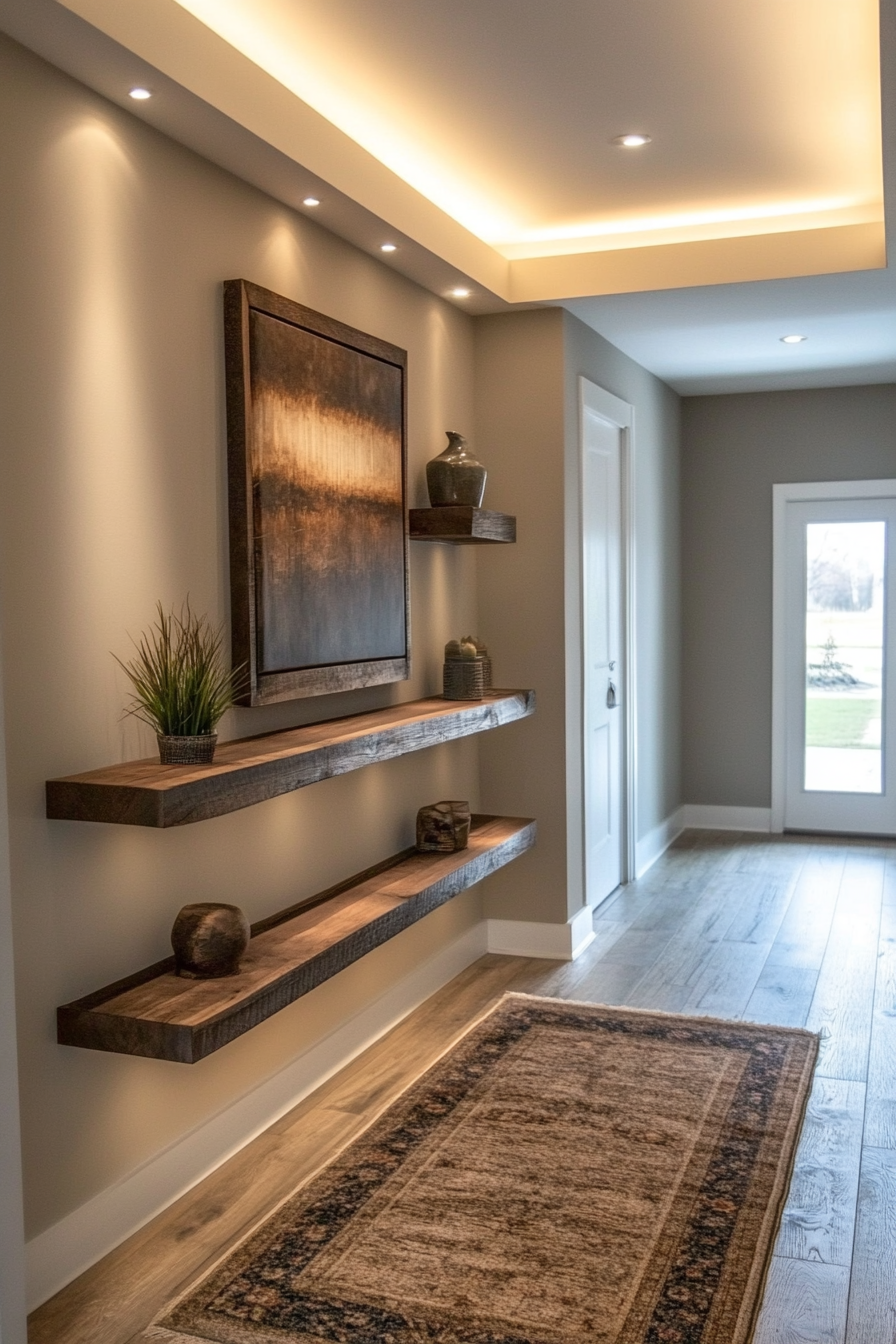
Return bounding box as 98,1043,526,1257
225,281,409,705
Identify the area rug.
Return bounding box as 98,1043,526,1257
144,994,818,1344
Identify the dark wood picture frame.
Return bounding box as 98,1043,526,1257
224,280,410,706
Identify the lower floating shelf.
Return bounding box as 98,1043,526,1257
57,814,536,1064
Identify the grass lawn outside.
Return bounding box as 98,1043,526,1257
805,695,881,749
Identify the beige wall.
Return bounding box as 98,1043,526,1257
0,631,26,1343
0,35,485,1242
681,384,896,808
0,28,685,1282
475,311,681,922
474,311,570,922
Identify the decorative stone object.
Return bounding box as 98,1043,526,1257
171,902,250,978
426,432,487,508
462,635,492,691
157,733,218,765
443,637,486,699
416,800,472,853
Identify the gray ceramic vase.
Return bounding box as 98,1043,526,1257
426,432,487,507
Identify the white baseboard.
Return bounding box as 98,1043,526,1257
26,920,489,1311
487,906,595,960
635,807,686,878
681,804,772,833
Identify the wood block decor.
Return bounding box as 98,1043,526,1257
416,801,471,852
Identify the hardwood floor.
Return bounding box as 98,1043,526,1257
29,830,896,1344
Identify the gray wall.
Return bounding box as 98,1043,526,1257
682,384,896,808
563,313,682,853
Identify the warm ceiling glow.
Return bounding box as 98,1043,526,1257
128,87,152,100
170,0,884,267
171,0,517,241
450,287,471,298
613,133,651,147
780,334,808,343
302,196,320,206
496,195,871,259
380,242,397,252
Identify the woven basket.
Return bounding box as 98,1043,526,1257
443,658,485,700
157,733,218,765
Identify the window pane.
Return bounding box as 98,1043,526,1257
805,521,885,794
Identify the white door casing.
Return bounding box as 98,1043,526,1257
772,479,896,836
579,378,634,904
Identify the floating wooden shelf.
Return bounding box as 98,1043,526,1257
409,507,516,544
46,690,535,829
57,815,536,1063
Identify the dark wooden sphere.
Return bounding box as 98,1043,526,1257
171,902,250,979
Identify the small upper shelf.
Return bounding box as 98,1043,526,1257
57,814,536,1063
409,507,516,544
46,690,535,828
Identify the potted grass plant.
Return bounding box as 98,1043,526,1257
115,601,246,765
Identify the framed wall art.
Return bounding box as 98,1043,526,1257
224,280,410,706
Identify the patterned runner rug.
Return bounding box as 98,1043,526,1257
144,994,818,1344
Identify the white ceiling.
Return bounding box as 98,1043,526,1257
566,265,896,396
563,0,896,397
171,0,883,258
0,0,893,395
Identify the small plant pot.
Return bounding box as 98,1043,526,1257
157,733,218,765
443,658,485,700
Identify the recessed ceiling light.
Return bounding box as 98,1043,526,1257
128,87,152,100
380,243,397,253
303,196,320,207
612,133,651,148
450,287,471,298
780,334,808,344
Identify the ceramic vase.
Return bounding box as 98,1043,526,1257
426,432,487,507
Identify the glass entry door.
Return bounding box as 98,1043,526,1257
782,493,896,834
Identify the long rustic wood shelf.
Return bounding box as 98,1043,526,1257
46,690,535,828
409,506,516,544
57,814,536,1063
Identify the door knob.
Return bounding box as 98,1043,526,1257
606,681,617,708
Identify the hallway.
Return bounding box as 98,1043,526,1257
31,830,896,1344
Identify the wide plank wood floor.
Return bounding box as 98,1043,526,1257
30,829,896,1344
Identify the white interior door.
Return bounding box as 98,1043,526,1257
779,486,896,835
582,400,624,903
